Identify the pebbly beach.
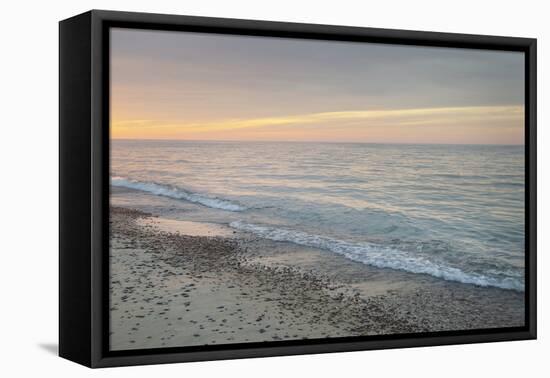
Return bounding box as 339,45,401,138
109,205,525,350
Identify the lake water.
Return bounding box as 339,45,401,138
111,140,525,291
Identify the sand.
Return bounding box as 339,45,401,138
109,206,525,351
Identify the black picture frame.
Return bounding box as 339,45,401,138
59,9,537,368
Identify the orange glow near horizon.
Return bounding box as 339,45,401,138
110,28,525,145
111,105,524,144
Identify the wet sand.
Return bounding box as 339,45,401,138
110,206,525,351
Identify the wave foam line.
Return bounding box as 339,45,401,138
111,176,246,212
229,221,524,292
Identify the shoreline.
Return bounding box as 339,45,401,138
110,205,525,351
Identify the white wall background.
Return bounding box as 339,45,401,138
0,0,546,376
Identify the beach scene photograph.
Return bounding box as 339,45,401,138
109,28,526,351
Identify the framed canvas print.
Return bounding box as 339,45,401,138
59,10,537,368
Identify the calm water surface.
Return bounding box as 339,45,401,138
111,140,525,291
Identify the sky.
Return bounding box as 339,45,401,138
110,28,525,144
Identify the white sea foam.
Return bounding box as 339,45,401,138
229,221,525,292
111,177,246,212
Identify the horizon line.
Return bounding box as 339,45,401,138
110,137,525,146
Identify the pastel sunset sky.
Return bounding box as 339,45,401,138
110,28,525,144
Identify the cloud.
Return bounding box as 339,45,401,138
112,105,523,135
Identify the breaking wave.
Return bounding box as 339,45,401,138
111,177,246,212
229,221,524,292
